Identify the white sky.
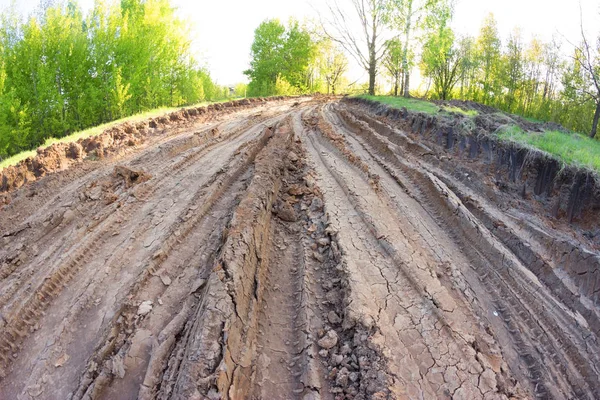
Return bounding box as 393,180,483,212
1,0,599,86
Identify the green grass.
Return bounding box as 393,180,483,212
443,105,478,117
498,125,600,173
522,116,544,123
359,95,478,116
361,95,600,174
0,101,220,170
359,95,440,114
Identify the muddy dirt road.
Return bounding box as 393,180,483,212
0,97,599,400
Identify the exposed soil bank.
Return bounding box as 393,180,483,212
344,97,600,229
0,96,297,194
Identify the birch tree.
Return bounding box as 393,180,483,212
322,0,389,95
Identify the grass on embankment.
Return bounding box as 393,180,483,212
0,101,222,170
358,95,477,116
359,95,440,114
358,95,600,175
498,126,600,174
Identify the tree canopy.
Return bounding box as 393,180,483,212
0,0,222,159
244,19,317,97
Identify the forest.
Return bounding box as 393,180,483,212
2,0,600,161
243,0,600,139
0,0,227,160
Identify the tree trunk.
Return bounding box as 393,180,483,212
402,2,412,98
368,58,376,95
403,73,410,98
590,101,600,138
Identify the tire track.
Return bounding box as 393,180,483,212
0,115,288,398
300,109,514,399
332,103,600,399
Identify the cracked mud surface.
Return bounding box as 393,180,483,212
0,97,599,400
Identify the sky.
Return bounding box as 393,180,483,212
1,0,599,86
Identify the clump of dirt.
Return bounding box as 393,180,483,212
113,166,151,188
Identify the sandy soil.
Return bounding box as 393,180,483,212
0,97,598,400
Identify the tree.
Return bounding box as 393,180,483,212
502,29,524,112
244,19,316,96
475,13,502,104
522,37,544,114
542,37,562,103
0,0,217,160
281,20,317,91
322,0,388,95
387,0,441,97
318,39,348,94
456,35,478,99
567,11,600,138
383,37,403,96
419,1,460,100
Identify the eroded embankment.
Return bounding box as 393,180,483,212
343,97,600,309
0,96,295,195
344,97,600,227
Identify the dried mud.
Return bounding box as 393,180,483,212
0,96,598,400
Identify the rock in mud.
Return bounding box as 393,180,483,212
318,330,338,349
317,237,330,247
137,300,153,316
335,367,350,387
274,200,297,222
111,355,126,379
328,311,342,324
309,197,324,212
331,354,344,366
288,151,299,163
160,274,172,286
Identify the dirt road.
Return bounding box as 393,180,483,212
0,97,599,400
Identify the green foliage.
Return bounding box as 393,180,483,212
0,0,221,160
386,0,442,97
419,1,460,100
498,127,600,173
233,83,248,98
359,95,439,114
245,19,317,97
410,10,596,141
475,13,502,104
316,39,348,95
383,38,404,96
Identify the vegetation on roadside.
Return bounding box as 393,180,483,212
0,101,220,170
320,0,600,140
244,19,350,97
498,127,600,174
361,93,600,174
0,0,232,161
359,95,439,114
359,95,477,116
